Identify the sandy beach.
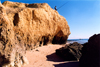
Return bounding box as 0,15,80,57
22,44,79,67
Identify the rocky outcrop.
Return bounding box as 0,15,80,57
79,34,100,67
0,2,28,67
0,1,70,67
56,42,83,61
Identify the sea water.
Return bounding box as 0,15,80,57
67,39,88,44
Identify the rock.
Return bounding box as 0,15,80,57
2,1,70,45
56,42,83,61
0,1,70,67
79,34,100,67
36,49,39,51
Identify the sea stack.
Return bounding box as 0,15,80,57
0,1,70,67
79,34,100,67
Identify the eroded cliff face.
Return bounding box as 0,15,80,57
0,1,70,67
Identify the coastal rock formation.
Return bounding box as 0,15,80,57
79,34,100,67
56,42,83,61
0,1,70,67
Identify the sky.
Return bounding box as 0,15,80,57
1,0,100,39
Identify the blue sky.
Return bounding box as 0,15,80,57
1,0,100,39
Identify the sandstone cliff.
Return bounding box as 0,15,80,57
0,1,70,67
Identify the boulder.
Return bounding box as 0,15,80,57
56,42,83,61
79,34,100,67
0,1,70,67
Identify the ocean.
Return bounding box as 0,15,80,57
67,39,88,44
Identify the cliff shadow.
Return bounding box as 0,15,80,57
46,53,64,62
54,62,79,67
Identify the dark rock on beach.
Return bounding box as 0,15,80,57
56,42,83,61
79,34,100,67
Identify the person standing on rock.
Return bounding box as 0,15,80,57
54,6,57,11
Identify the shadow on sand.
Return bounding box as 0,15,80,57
46,53,79,67
46,53,64,62
54,62,79,67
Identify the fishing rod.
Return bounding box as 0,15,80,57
57,1,69,10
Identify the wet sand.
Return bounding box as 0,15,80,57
22,44,79,67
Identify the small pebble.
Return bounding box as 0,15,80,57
36,49,39,51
